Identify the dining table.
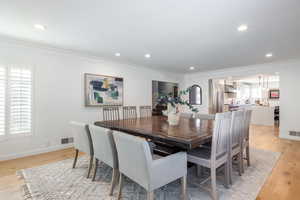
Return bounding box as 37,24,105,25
94,115,213,150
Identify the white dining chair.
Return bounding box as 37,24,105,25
139,105,152,118
228,110,244,184
113,131,187,200
88,125,119,195
122,106,137,119
195,114,215,150
103,106,120,121
70,121,94,178
187,112,232,200
241,110,252,172
180,112,193,118
195,113,216,120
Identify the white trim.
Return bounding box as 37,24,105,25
279,134,300,141
0,143,74,161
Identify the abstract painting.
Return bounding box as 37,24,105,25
85,73,123,106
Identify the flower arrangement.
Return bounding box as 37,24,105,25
157,87,199,113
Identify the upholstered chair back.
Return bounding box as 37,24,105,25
89,125,118,168
113,131,152,189
70,121,93,156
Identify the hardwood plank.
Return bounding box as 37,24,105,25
0,148,83,177
252,125,300,200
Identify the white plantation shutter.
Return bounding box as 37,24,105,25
0,66,5,136
0,65,33,138
9,67,32,135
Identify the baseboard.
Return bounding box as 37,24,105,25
0,144,74,161
279,133,300,141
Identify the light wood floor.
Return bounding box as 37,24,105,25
1,125,300,200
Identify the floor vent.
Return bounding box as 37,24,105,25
61,137,74,144
289,131,300,137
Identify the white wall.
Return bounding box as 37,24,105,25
279,63,300,140
1,37,299,161
0,38,181,160
181,59,300,141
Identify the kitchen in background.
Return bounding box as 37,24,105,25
209,74,280,127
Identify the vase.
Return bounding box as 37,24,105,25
168,112,180,126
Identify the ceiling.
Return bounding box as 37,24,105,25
0,0,300,73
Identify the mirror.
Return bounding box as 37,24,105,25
189,85,202,105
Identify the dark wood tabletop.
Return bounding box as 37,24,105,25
94,116,213,150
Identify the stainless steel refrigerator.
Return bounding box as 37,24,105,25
208,79,224,114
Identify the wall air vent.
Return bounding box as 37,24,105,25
61,137,74,144
289,131,300,137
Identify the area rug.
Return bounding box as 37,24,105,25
18,148,280,200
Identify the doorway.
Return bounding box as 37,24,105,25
209,74,280,127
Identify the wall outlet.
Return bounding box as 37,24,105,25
289,131,300,137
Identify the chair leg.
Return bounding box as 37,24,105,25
246,145,250,167
147,191,154,200
228,156,233,185
241,149,245,174
92,158,99,181
181,175,187,200
210,168,218,200
238,152,242,176
197,165,203,177
109,168,120,196
87,156,93,178
224,162,230,188
72,149,79,169
117,173,123,200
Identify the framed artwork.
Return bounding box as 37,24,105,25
85,73,123,106
269,89,280,99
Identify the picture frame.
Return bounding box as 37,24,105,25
84,73,124,106
269,89,280,99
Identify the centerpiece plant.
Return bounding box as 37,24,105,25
158,87,199,125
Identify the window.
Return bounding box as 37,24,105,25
236,84,251,100
0,65,33,139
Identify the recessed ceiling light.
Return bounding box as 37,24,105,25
34,24,46,31
144,54,151,58
115,52,121,57
237,24,248,32
189,66,195,70
265,53,273,58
